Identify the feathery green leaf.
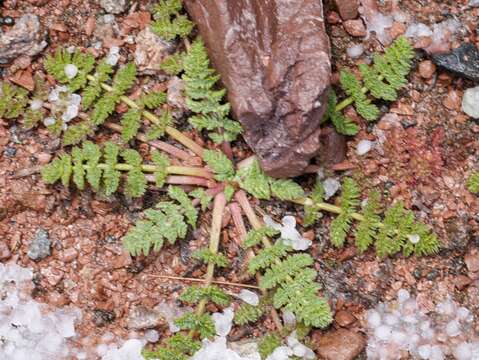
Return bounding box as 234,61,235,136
330,178,360,248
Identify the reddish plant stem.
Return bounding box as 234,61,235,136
230,199,283,332
145,274,260,289
104,122,195,162
196,192,227,317
144,174,214,187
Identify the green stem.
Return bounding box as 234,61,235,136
93,163,212,179
88,75,205,157
195,192,227,317
334,74,384,112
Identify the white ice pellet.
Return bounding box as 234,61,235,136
430,345,444,360
144,329,159,343
323,178,340,200
0,264,81,360
405,23,433,39
407,234,420,244
367,310,382,328
192,336,262,360
263,215,311,251
30,99,44,111
70,93,82,106
282,311,296,327
43,117,56,126
212,307,234,337
347,44,364,58
445,319,461,337
454,342,472,360
266,346,293,360
62,104,79,122
101,339,145,360
106,46,121,66
462,86,479,119
375,325,392,341
384,314,399,326
64,64,78,79
397,289,410,303
391,330,407,345
356,140,373,156
418,344,432,359
238,289,259,306
436,299,456,316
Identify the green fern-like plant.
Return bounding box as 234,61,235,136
143,334,201,360
42,141,171,197
468,172,479,194
123,186,198,255
44,48,96,92
327,36,414,135
330,178,360,247
245,233,332,328
183,40,243,143
0,82,29,120
303,177,439,257
151,0,194,41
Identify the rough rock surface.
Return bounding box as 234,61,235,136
0,14,47,62
432,43,479,81
334,0,359,20
134,26,173,74
99,0,129,14
185,0,332,177
314,329,365,360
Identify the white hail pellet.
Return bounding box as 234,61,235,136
356,139,373,156
30,99,44,111
43,117,56,126
64,64,78,79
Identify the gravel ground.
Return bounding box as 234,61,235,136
0,0,478,359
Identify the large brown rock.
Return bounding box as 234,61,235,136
185,0,332,177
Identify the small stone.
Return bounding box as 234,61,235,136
462,86,479,119
335,310,356,327
455,275,472,290
60,248,78,263
92,309,116,327
432,43,479,81
343,19,367,37
27,228,52,261
465,251,479,273
470,0,479,7
314,329,365,360
135,26,173,74
418,60,436,79
3,146,16,157
0,241,12,260
100,0,129,14
334,0,359,20
2,16,15,26
443,90,461,111
0,14,47,62
127,305,164,330
356,140,373,155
